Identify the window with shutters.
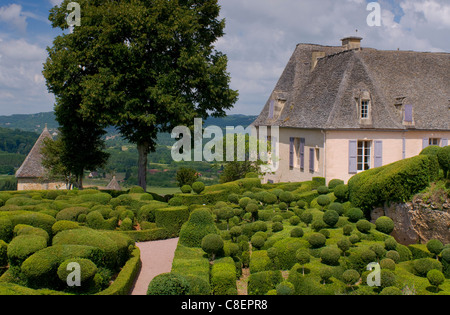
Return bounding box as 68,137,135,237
289,137,306,170
429,138,440,146
357,141,371,172
361,100,370,119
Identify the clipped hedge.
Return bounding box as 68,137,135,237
179,209,219,248
21,245,104,289
96,247,141,295
210,257,237,295
154,206,190,237
7,212,56,236
348,155,439,212
7,234,48,266
248,270,283,295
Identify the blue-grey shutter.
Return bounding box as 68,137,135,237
349,140,357,174
442,139,448,147
309,148,315,173
268,100,274,119
404,105,413,122
374,141,383,168
289,137,294,168
300,138,305,170
423,138,429,150
402,138,406,160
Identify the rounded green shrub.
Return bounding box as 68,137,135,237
375,216,395,235
427,239,444,258
192,182,205,195
343,224,353,236
228,193,239,204
316,195,331,208
168,197,183,206
386,250,400,263
180,185,192,194
251,235,265,250
317,186,329,195
271,222,283,233
342,269,360,287
120,217,134,231
290,227,304,238
333,184,349,201
300,211,313,225
179,209,219,248
129,186,145,194
412,258,442,277
276,281,295,295
239,197,251,209
289,216,301,226
14,224,49,243
0,240,7,267
147,273,190,295
356,220,372,234
263,193,277,205
278,202,287,211
427,269,445,290
323,210,339,228
201,234,224,261
308,233,326,249
7,234,47,266
57,258,98,288
380,270,396,289
380,258,396,271
384,237,397,251
437,146,450,178
328,202,344,215
52,228,120,269
320,247,341,266
328,179,344,190
296,200,307,209
346,208,364,223
279,191,293,204
56,207,89,222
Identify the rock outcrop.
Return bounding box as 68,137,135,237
371,202,450,245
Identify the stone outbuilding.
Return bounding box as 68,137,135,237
15,125,67,191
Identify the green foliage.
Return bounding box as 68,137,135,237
426,239,444,258
342,269,360,287
427,269,445,290
348,155,439,211
437,146,450,178
412,258,442,277
7,235,48,266
356,220,372,234
192,182,206,195
320,247,341,266
201,234,224,261
211,257,237,295
346,208,364,223
248,270,283,295
308,233,326,249
179,209,219,248
57,258,98,290
147,273,190,296
333,184,349,202
154,206,190,237
375,216,395,235
180,185,192,194
276,281,295,295
323,210,339,228
176,168,198,187
328,179,344,190
316,195,331,208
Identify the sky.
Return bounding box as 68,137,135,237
0,0,448,116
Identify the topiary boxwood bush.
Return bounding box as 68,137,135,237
7,234,48,266
21,245,104,289
320,247,341,266
323,210,339,228
147,272,190,295
180,185,192,194
412,257,442,277
308,233,326,249
333,184,349,202
179,209,219,248
356,220,372,234
316,195,331,208
346,208,364,223
328,179,344,190
375,216,395,235
201,234,224,261
154,206,190,237
57,258,98,292
0,217,13,243
248,270,283,295
192,182,206,195
211,257,237,295
51,220,80,235
56,207,89,222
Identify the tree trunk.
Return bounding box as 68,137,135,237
137,142,149,192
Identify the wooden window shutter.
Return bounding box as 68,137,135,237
374,141,383,168
309,148,315,173
289,137,294,168
348,140,357,174
404,105,413,122
300,138,305,170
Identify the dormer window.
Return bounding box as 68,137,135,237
361,100,370,119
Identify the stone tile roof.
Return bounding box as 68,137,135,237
15,126,52,178
253,43,450,131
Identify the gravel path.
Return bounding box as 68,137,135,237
130,238,179,295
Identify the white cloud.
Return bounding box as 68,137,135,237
0,4,27,33
0,36,54,115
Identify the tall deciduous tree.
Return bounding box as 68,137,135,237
44,0,238,191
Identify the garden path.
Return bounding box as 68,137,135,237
129,238,179,295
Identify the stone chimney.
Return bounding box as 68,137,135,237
341,36,363,51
